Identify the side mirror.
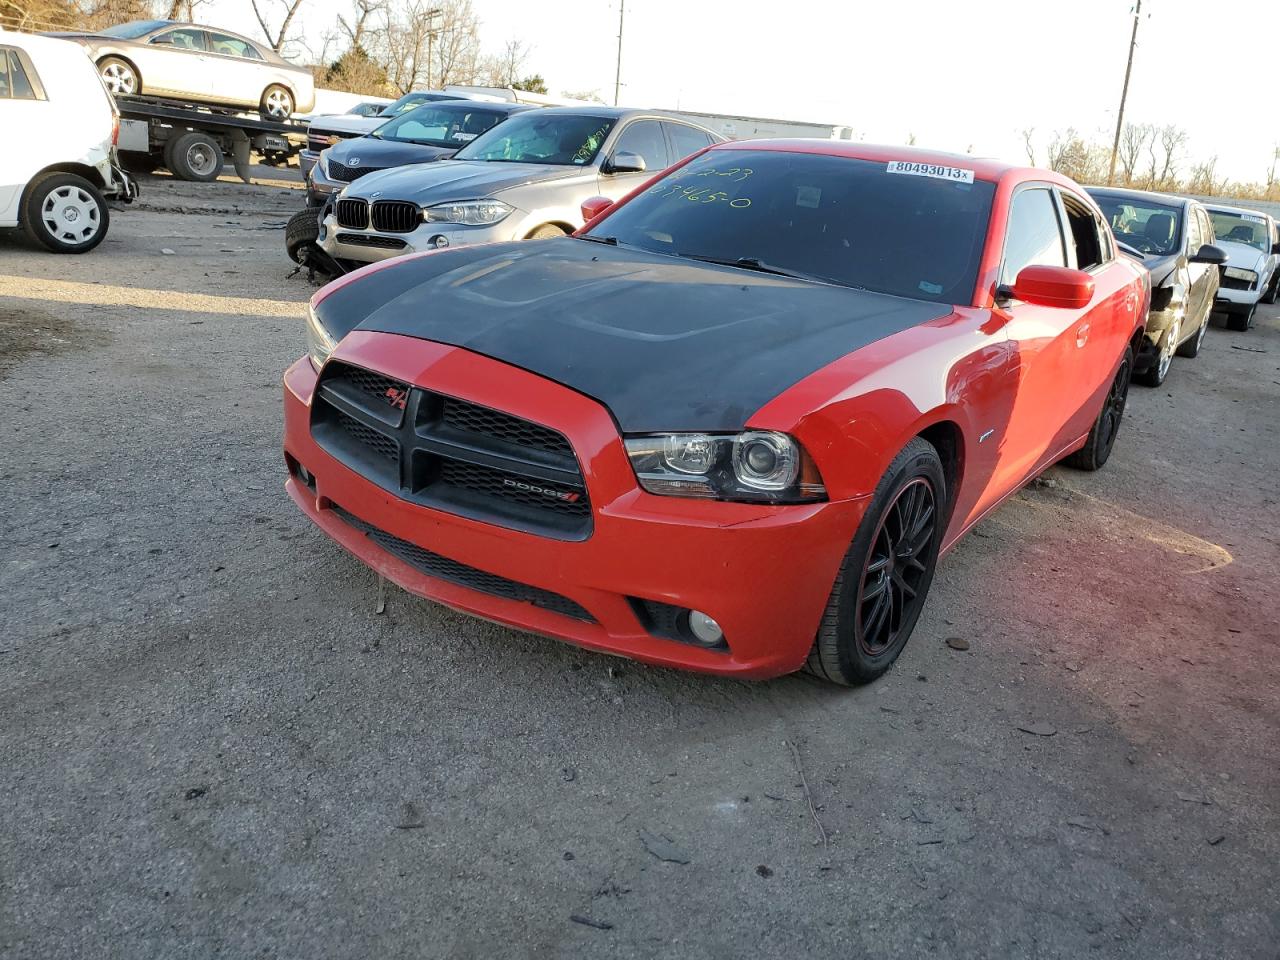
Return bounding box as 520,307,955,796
1003,265,1095,309
1272,241,1280,255
1190,243,1228,265
580,195,614,223
605,151,646,175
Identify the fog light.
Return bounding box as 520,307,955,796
429,234,449,248
687,610,724,646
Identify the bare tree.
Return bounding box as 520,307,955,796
1117,122,1152,185
162,0,209,19
481,38,528,88
250,0,306,53
337,0,382,49
1186,156,1220,196
1153,124,1188,190
1019,128,1036,166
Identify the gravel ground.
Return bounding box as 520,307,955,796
1,173,1278,960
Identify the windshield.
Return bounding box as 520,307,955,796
1208,210,1270,251
585,150,995,304
455,113,617,166
1090,194,1182,256
378,92,456,117
373,104,509,147
100,19,168,38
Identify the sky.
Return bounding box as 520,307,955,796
200,0,1279,184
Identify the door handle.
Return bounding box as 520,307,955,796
1076,323,1090,348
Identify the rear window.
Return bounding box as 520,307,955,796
586,149,995,304
1208,210,1270,252
1089,193,1182,257
100,20,168,39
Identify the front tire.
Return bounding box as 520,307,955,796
804,438,946,686
285,206,321,263
261,85,294,120
1176,315,1207,358
1135,317,1178,387
1262,274,1279,305
1063,345,1132,471
1226,303,1254,332
21,172,109,254
98,56,138,96
527,224,568,240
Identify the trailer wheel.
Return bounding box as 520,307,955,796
166,132,223,182
261,85,295,120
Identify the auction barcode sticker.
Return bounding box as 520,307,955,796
1242,213,1266,224
886,161,975,184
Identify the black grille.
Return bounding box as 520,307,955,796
327,158,385,183
1219,275,1254,292
311,361,591,540
370,200,421,233
336,233,407,250
335,198,368,229
333,506,594,622
443,397,574,458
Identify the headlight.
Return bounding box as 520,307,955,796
306,302,336,370
624,431,826,503
1225,267,1259,284
422,199,513,226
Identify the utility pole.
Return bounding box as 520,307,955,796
613,0,624,106
1106,0,1142,185
424,7,442,90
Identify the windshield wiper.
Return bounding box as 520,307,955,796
681,253,835,285
576,234,618,246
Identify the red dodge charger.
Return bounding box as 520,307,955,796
284,141,1148,684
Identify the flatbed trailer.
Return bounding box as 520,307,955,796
115,94,309,183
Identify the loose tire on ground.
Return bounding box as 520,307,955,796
804,437,946,686
21,172,109,254
527,224,568,240
285,207,321,264
1063,345,1132,471
165,132,223,182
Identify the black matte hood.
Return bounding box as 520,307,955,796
315,240,953,433
1142,252,1180,287
329,136,453,170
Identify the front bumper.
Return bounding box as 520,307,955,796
283,333,867,679
319,213,516,263
1215,283,1262,311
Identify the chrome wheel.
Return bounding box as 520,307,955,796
1194,319,1207,350
1156,316,1180,381
263,87,293,119
40,184,102,245
99,60,136,95
856,477,936,656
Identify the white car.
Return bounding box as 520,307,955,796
0,29,137,253
1206,204,1280,330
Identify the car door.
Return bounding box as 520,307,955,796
991,184,1100,486
203,31,265,108
1182,205,1212,328
597,119,670,201
0,46,48,223
140,26,211,98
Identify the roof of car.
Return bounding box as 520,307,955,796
704,141,1023,181
1085,185,1192,207
1203,201,1273,219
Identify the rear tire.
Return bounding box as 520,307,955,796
527,224,568,240
166,132,223,182
97,56,138,96
261,85,294,120
1063,346,1132,471
804,437,946,686
285,206,321,264
21,172,109,254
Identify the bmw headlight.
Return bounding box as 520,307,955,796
306,301,336,370
422,199,513,226
624,431,826,503
1224,267,1259,285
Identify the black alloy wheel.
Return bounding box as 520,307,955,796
857,478,936,656
805,437,946,685
1063,346,1132,471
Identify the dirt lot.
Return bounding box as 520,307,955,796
2,172,1278,960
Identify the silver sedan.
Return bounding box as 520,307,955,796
57,19,315,118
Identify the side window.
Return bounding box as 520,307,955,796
153,28,207,51
1185,206,1203,253
1059,191,1105,271
1001,188,1066,287
2,48,40,100
207,32,262,60
663,122,713,161
611,119,669,172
